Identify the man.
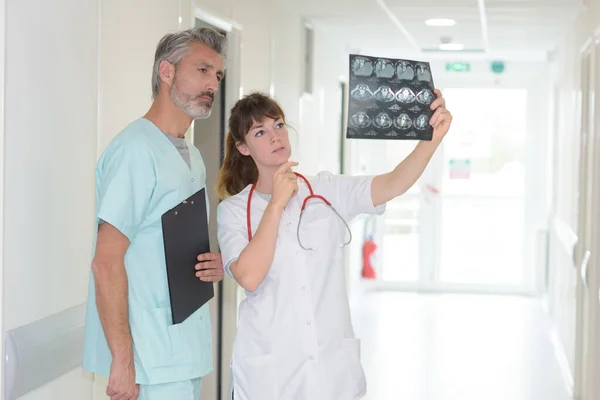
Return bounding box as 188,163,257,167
83,27,227,400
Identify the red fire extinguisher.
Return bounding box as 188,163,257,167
361,216,377,279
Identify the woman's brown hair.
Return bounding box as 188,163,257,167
217,92,286,199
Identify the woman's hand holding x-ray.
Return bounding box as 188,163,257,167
271,161,299,210
429,89,452,142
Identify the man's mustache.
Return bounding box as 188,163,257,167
196,92,214,102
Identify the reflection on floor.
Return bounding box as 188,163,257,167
351,292,571,400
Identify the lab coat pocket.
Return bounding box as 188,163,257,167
344,338,367,397
233,353,277,400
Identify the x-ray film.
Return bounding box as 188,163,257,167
346,54,435,141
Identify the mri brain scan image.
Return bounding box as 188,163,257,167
351,84,374,101
414,114,429,130
415,63,432,82
375,59,395,79
416,88,434,105
374,86,396,102
351,57,374,77
394,113,412,130
373,112,393,129
350,112,371,128
396,88,416,103
396,60,415,80
347,54,434,140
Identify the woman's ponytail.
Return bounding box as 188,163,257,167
217,132,258,200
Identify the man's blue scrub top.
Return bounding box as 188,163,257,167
83,118,213,385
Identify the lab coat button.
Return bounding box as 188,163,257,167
286,222,292,227
301,286,306,290
191,178,195,182
310,356,314,360
307,321,311,325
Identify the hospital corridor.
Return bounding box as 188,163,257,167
1,0,599,399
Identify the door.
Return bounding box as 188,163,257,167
576,33,600,400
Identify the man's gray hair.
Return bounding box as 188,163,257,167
151,27,227,99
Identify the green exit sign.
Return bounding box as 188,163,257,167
446,62,471,72
491,60,505,74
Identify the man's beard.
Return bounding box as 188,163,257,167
170,75,214,119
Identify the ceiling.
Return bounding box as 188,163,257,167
291,0,583,61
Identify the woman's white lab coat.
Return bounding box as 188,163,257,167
217,171,385,400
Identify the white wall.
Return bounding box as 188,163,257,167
99,0,184,149
231,0,272,94
3,0,99,399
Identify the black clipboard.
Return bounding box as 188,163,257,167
161,188,214,324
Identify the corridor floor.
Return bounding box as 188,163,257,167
351,292,572,400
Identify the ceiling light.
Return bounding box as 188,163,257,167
426,18,456,27
439,43,465,51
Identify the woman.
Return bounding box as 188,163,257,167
215,91,452,400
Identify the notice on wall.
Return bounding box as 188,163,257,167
346,54,435,141
449,159,471,179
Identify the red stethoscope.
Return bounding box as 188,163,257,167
246,172,352,251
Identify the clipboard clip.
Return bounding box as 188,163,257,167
174,199,196,215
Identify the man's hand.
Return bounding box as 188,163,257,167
195,252,224,282
106,357,139,400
